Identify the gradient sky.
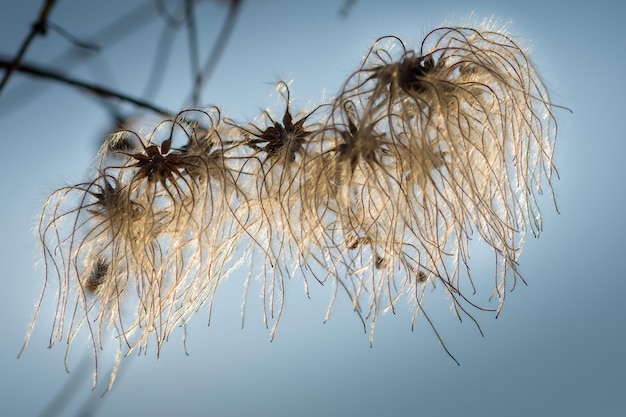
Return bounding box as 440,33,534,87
1,1,624,416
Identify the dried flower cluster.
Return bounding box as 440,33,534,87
22,24,559,387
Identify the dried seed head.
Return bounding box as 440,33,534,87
23,23,563,388
84,258,109,293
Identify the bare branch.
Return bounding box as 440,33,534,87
192,0,243,103
0,57,174,116
0,0,58,96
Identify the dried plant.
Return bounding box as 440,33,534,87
316,22,560,342
20,21,563,388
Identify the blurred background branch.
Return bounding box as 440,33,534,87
0,0,58,96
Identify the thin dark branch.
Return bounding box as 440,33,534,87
186,0,202,105
46,21,101,51
63,1,157,53
0,0,58,96
0,57,174,117
140,21,178,102
155,0,188,26
36,352,93,417
339,0,357,18
0,1,159,116
192,0,243,103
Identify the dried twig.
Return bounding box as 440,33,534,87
0,0,58,96
0,57,174,116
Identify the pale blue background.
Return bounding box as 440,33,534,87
1,1,624,416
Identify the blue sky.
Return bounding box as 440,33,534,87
1,1,624,416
